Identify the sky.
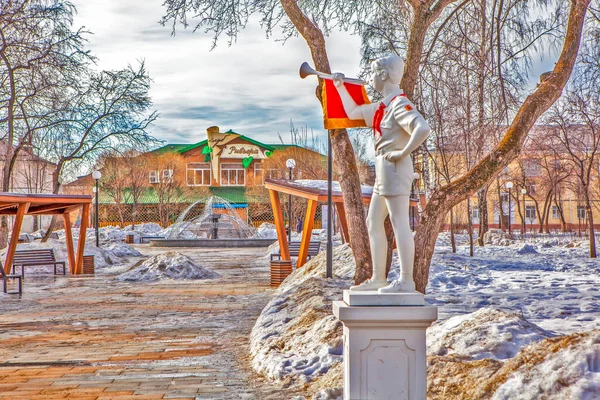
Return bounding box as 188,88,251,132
70,0,364,148
70,1,557,152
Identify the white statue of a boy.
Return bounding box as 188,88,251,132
332,54,431,293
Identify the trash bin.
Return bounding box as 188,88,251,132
82,255,95,275
126,234,135,244
270,260,292,288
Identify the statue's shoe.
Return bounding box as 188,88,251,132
349,279,388,291
378,279,416,293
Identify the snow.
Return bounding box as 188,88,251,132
117,252,221,282
256,223,278,239
490,331,600,400
251,232,600,399
250,245,354,382
427,308,553,360
293,180,373,195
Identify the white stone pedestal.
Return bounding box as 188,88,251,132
333,292,437,400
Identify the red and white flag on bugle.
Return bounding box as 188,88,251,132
321,79,371,130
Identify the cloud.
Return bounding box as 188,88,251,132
70,0,363,149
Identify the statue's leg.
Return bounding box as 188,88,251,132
378,195,416,293
350,193,389,291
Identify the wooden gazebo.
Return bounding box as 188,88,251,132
265,179,373,268
0,193,92,276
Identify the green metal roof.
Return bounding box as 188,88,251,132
176,134,275,154
209,187,247,203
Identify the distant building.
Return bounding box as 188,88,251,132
63,127,326,227
0,142,56,232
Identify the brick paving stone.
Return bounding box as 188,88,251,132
0,246,306,399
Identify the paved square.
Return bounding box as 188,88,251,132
0,246,291,399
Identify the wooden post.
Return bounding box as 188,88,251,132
4,203,30,275
269,189,290,261
75,204,90,275
336,202,350,244
63,212,76,275
298,199,318,268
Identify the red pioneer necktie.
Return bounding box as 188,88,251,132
373,94,407,136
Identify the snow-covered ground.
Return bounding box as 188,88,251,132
251,232,600,399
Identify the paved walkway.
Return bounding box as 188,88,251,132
0,246,294,399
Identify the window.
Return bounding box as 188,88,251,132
254,163,278,185
187,163,211,186
523,160,542,177
578,206,587,220
500,193,510,203
162,169,173,183
149,170,159,184
552,205,560,219
472,207,480,221
221,163,245,186
525,205,536,221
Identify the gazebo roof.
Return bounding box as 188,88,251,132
0,192,92,215
264,179,373,203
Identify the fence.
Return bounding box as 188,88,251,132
95,201,324,230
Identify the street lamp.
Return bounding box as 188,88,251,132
506,181,513,235
521,188,527,236
92,170,102,247
285,159,296,243
411,173,420,231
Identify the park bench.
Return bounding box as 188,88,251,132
271,241,322,261
141,236,165,243
12,249,66,278
1,265,23,294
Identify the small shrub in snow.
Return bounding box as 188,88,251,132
117,252,220,282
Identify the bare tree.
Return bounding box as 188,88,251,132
544,89,600,257
97,152,130,227
39,62,159,240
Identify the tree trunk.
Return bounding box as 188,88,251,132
280,0,372,284
413,0,590,293
449,207,456,253
516,192,525,236
466,198,474,256
584,190,596,258
497,179,504,231
41,166,63,242
554,196,568,232
477,187,488,246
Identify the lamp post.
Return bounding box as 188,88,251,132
411,173,420,231
92,170,102,247
285,159,296,243
506,181,513,235
521,188,527,236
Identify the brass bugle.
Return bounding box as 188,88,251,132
299,62,367,85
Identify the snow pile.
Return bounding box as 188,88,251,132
489,330,600,399
4,239,138,270
117,252,220,282
515,243,538,254
103,242,142,257
427,308,553,360
250,244,355,384
483,229,513,246
256,223,278,239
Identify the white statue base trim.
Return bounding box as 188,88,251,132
343,289,424,307
333,301,437,400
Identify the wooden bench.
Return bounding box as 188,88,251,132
1,265,22,294
271,241,322,261
12,249,66,278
